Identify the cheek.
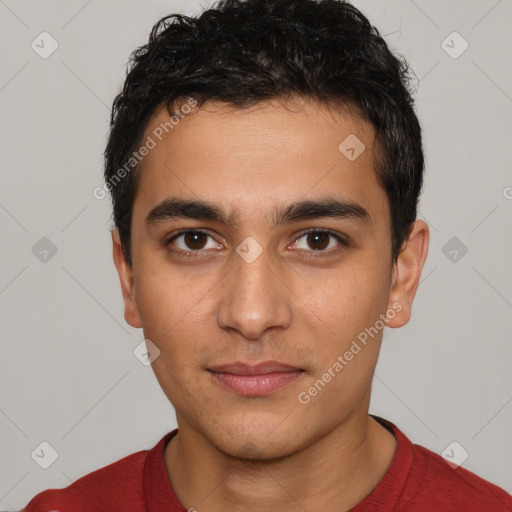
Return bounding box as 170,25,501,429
134,248,210,332
299,258,391,336
293,266,389,417
133,267,208,367
135,270,210,406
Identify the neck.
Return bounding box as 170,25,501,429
164,413,397,512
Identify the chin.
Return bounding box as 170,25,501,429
225,434,302,461
204,414,309,461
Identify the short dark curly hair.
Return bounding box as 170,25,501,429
104,0,423,266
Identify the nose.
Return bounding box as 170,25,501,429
216,243,292,340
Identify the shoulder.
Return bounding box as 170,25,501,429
371,416,512,512
403,442,512,511
22,449,148,512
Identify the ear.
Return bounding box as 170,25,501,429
386,220,429,328
111,229,142,329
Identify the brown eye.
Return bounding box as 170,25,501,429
167,230,220,254
306,232,330,251
183,231,208,250
292,229,346,254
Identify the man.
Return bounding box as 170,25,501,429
23,0,512,510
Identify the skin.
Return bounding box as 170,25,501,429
112,96,429,512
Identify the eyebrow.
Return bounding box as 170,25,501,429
145,197,370,229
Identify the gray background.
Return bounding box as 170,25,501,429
1,0,511,509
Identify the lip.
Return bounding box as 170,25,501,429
207,361,304,396
209,361,302,375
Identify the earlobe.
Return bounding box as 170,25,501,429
111,229,143,329
386,220,429,328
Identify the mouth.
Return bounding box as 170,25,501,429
207,361,305,396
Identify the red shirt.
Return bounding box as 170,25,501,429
23,416,512,511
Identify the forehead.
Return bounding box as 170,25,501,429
132,97,386,225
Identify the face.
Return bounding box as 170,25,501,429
113,96,428,459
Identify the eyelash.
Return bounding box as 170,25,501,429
165,228,348,258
